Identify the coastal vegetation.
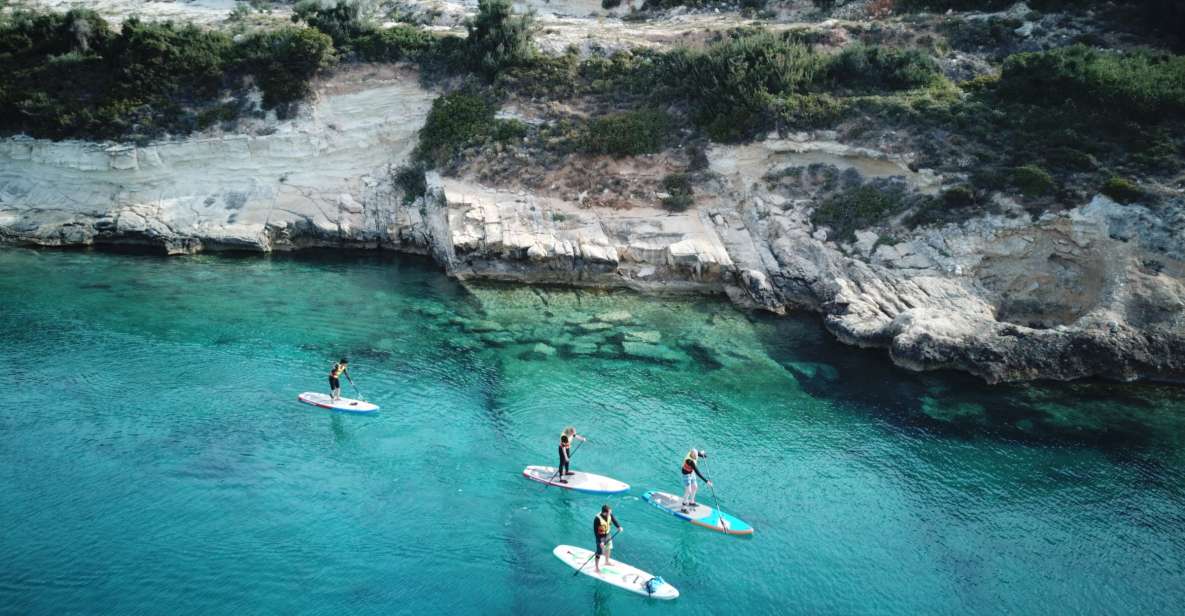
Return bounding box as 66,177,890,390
2,0,1182,238
412,90,526,167
0,9,332,140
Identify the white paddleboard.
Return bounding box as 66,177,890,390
297,392,379,414
522,466,630,494
553,545,678,600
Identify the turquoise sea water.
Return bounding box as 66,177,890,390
2,249,1185,615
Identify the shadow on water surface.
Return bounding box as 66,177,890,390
751,311,1185,454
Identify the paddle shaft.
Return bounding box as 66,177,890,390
573,529,620,577
543,438,585,489
701,458,728,530
345,371,365,400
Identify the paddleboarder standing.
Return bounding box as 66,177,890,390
557,426,587,483
328,358,350,401
593,504,622,573
680,449,711,513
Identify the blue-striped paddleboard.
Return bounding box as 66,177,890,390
642,490,754,536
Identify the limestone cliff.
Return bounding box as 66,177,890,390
2,61,1183,385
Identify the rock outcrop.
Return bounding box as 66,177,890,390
2,69,1183,385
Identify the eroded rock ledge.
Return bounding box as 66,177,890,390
2,75,1182,384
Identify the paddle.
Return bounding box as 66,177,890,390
541,437,586,489
700,457,729,532
573,528,620,577
345,371,366,401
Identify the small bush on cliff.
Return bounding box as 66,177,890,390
660,174,694,211
1009,165,1055,197
580,110,671,156
825,44,942,94
656,31,941,141
236,27,335,109
811,184,909,242
292,0,367,50
466,0,536,80
354,25,435,62
996,45,1185,121
415,91,495,166
1101,177,1148,204
413,90,525,167
659,31,826,141
394,163,428,204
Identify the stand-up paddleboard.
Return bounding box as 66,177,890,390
642,490,754,536
553,545,679,600
297,392,379,414
522,466,630,494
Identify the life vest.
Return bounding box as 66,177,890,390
596,513,612,535
330,364,347,378
682,456,695,474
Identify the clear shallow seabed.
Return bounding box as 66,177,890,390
2,249,1184,616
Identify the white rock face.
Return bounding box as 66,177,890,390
432,176,733,292
0,68,436,254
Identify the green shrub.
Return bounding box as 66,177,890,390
0,9,333,140
660,31,825,141
996,45,1185,121
825,44,942,93
291,0,367,49
491,117,528,142
414,90,514,167
906,187,977,229
1009,165,1055,197
394,163,428,204
602,0,623,8
580,110,671,156
354,25,435,62
941,186,976,209
811,184,908,242
771,93,847,129
466,0,535,80
235,27,335,108
1041,146,1097,171
655,33,937,141
1100,177,1147,204
661,174,694,211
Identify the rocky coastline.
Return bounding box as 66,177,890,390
3,68,1182,385
2,1,1183,385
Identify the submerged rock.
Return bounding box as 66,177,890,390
784,361,840,381
621,341,687,363
527,342,557,359
596,310,633,323
623,330,662,344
